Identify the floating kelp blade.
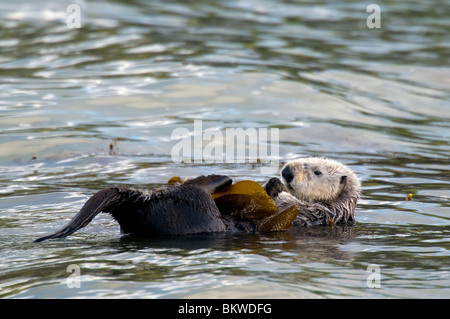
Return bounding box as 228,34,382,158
257,205,298,232
168,176,184,185
212,180,297,231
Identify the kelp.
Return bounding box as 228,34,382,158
212,180,297,231
168,177,297,232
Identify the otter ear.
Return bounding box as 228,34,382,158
340,175,347,185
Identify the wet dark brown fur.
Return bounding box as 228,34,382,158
34,175,232,242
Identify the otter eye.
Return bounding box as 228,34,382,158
314,170,322,176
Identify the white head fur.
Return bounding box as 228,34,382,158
276,157,361,226
281,157,360,202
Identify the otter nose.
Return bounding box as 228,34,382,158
282,166,294,184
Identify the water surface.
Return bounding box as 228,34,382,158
0,0,449,298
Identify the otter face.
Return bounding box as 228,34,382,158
280,157,353,202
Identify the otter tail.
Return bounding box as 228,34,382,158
34,175,232,243
34,188,127,243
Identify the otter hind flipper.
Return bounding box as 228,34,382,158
184,175,232,194
34,188,128,242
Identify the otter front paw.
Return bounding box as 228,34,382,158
264,177,286,198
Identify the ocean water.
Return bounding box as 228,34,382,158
0,0,449,298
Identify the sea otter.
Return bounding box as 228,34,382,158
34,157,360,242
264,157,360,227
34,174,297,242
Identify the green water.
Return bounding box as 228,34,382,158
0,0,449,298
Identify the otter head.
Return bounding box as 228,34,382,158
280,157,360,203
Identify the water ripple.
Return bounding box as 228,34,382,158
0,0,448,299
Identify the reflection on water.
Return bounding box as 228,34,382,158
0,0,449,298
